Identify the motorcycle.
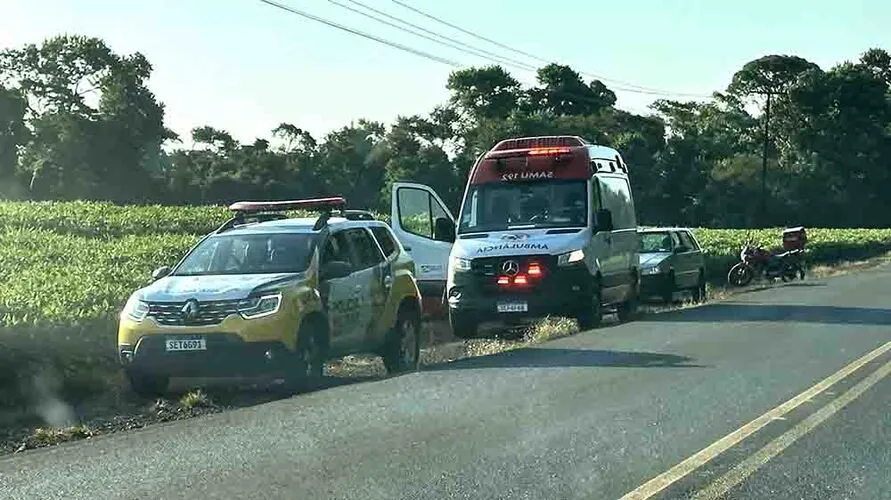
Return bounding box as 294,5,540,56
727,240,805,287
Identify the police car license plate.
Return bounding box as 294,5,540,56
497,301,528,313
165,338,207,352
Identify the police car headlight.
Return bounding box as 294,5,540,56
557,249,585,267
122,295,150,322
238,293,282,319
450,256,472,273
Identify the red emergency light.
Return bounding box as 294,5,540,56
228,197,346,213
527,147,573,156
527,262,543,277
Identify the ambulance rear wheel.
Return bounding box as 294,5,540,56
576,286,603,330
449,310,478,339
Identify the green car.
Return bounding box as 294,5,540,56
638,227,707,303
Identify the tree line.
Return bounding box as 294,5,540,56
1,35,890,228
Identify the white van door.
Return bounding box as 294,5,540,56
390,182,456,314
596,175,639,304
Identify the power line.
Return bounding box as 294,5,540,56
327,0,537,72
338,0,537,71
262,1,646,112
389,0,712,98
260,0,708,107
256,0,461,67
390,0,548,64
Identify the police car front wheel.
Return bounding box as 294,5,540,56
126,369,169,397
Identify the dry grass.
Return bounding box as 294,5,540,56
463,316,580,358
808,251,891,278
28,424,92,447
178,389,211,411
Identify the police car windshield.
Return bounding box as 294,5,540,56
458,180,587,233
174,232,316,276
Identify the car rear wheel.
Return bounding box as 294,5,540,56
126,370,169,397
617,273,639,322
662,271,676,303
691,272,707,302
383,307,421,374
449,310,478,339
576,286,603,330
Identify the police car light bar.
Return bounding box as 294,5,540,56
228,197,347,213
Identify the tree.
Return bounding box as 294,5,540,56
0,35,115,118
859,48,891,85
314,120,388,210
0,35,167,200
379,115,459,211
0,85,28,194
272,122,316,154
191,126,236,152
727,55,821,226
777,61,891,226
528,64,616,116
446,65,521,120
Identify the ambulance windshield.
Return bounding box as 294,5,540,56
458,180,587,234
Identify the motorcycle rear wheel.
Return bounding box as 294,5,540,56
728,263,754,287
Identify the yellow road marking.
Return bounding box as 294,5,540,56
692,358,891,499
619,339,891,500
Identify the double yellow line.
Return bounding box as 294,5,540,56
620,339,891,500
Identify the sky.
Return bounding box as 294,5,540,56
1,0,888,145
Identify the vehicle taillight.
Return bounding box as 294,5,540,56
497,276,510,285
527,262,542,277
514,274,528,285
527,147,572,156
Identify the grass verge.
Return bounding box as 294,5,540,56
3,250,890,456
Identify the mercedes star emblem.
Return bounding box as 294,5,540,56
181,299,200,321
502,260,520,276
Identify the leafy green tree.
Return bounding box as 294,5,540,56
0,85,28,195
446,65,521,120
528,64,616,116
0,35,167,201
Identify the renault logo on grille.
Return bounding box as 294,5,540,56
182,299,200,321
502,260,520,276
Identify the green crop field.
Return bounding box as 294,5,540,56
1,200,891,405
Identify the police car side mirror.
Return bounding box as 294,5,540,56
321,260,353,281
595,209,614,232
433,217,456,243
151,266,171,282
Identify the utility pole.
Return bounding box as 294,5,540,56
758,91,772,228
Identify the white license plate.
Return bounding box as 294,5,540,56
165,338,207,352
497,301,528,313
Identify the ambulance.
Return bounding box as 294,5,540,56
390,135,640,338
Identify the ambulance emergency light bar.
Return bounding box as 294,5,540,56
490,135,589,151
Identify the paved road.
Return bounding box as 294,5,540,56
3,265,891,500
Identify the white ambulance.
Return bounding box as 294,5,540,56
390,135,640,338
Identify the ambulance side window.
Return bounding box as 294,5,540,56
590,179,602,226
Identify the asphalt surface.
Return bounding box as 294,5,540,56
3,265,891,500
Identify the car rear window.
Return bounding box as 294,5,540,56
679,231,698,251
